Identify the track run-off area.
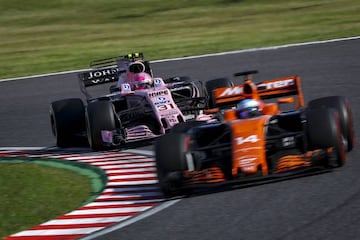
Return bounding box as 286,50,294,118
0,148,180,240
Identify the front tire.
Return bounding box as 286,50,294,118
86,101,117,151
155,133,189,197
308,96,354,152
170,121,206,133
306,108,346,167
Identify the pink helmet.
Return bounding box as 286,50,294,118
129,72,153,90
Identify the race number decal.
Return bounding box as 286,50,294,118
236,135,260,145
157,103,174,111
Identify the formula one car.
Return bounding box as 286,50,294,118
49,53,205,151
155,71,355,196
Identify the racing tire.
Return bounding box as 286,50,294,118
49,98,86,148
308,96,354,152
306,108,346,167
86,100,117,151
170,121,206,133
206,77,233,108
155,133,189,197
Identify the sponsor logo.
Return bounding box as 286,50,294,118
282,136,295,147
121,83,131,91
154,78,163,85
240,157,257,165
257,79,295,90
148,90,168,97
154,96,170,105
155,100,170,105
168,117,178,123
219,87,243,97
237,156,258,172
219,79,295,97
242,166,257,172
101,130,113,143
86,68,119,84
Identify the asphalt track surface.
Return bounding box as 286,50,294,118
1,38,360,239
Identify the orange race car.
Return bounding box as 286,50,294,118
155,71,355,197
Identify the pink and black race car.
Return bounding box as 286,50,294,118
49,53,207,150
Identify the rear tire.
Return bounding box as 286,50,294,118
308,96,354,152
155,133,188,197
306,108,346,167
206,78,233,108
170,121,206,133
49,98,86,148
86,101,117,151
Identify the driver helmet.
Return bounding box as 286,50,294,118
130,72,153,90
236,99,262,119
128,61,145,74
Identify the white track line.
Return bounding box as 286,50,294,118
80,199,181,240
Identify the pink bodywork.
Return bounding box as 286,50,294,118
101,78,186,143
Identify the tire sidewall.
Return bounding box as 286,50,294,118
306,108,346,167
86,100,116,150
50,98,85,147
155,133,188,196
308,96,354,151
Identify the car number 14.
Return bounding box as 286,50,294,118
236,135,260,145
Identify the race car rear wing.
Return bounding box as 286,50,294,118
212,75,304,109
78,66,121,88
78,52,152,88
78,53,153,99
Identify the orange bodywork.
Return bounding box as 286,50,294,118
215,76,307,177
213,76,304,110
229,115,272,177
185,167,226,184
182,75,321,184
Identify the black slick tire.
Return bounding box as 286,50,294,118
308,96,354,152
155,133,188,197
306,108,346,167
86,101,117,151
49,98,85,148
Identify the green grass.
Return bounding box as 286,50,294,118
0,0,359,79
0,160,96,238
